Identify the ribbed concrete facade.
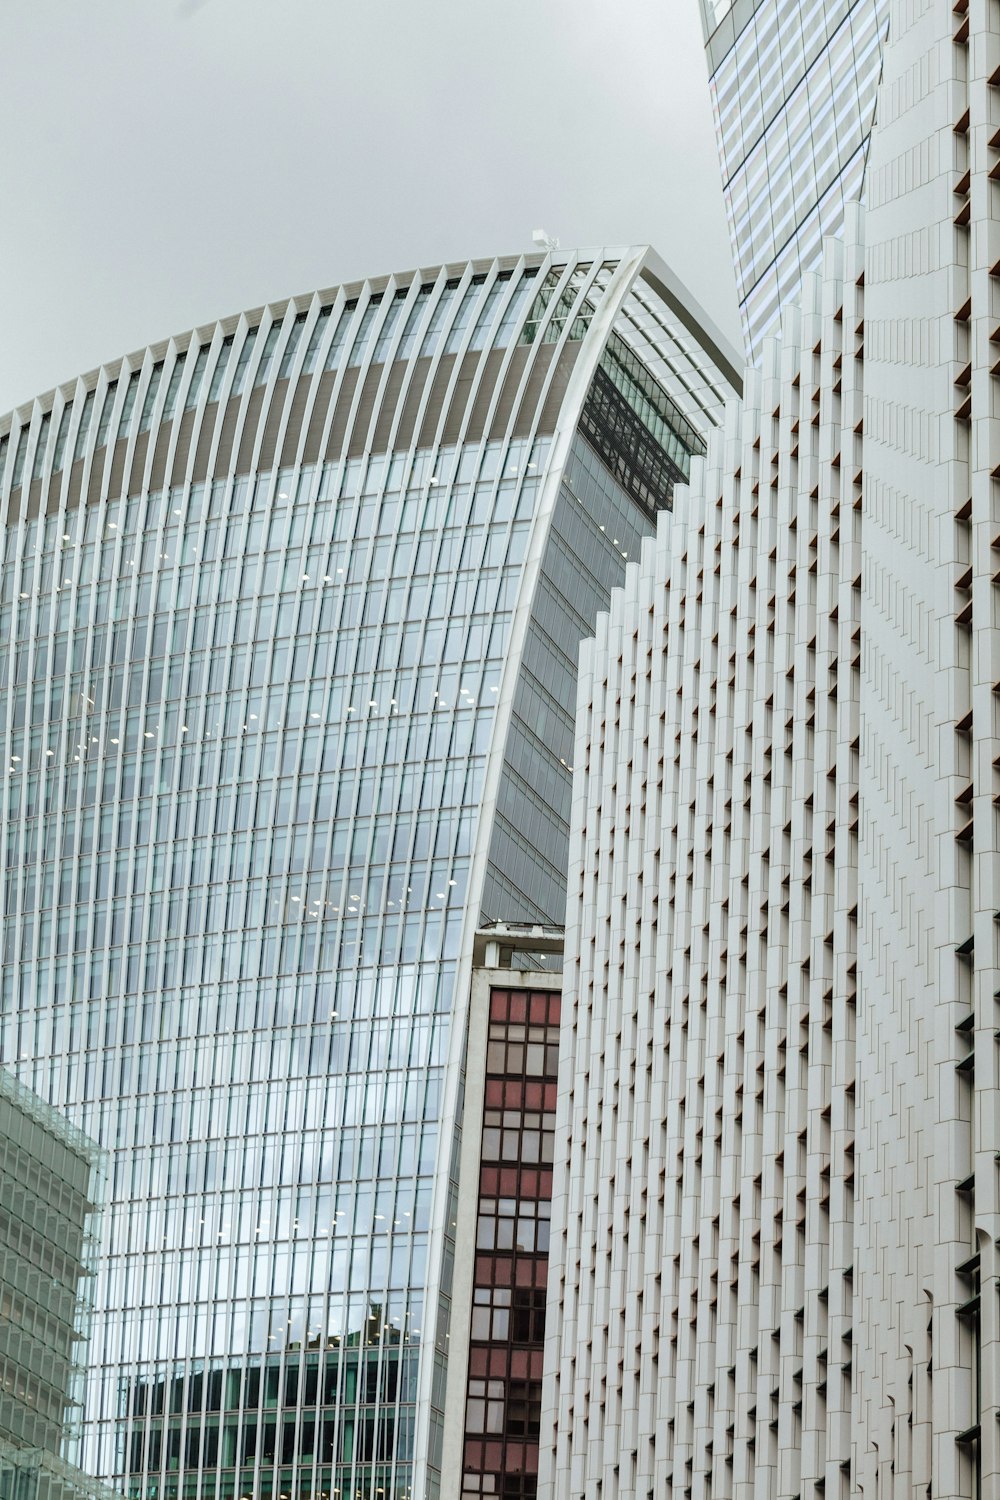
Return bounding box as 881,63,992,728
542,0,1000,1495
857,0,1000,1492
541,216,864,1499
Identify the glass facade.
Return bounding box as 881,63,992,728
0,249,738,1500
699,0,888,360
0,1067,112,1500
0,1066,103,1461
0,1439,119,1500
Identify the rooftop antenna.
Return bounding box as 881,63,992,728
532,228,560,252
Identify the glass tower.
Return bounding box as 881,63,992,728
0,248,739,1500
698,0,888,361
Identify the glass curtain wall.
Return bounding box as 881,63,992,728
0,251,737,1500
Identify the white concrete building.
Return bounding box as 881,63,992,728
541,212,865,1500
541,1,1000,1494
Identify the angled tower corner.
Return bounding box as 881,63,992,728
697,0,889,363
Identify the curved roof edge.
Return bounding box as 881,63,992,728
1,244,742,429
638,247,744,398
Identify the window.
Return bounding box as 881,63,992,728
510,1287,547,1343
492,268,539,348
230,328,259,397
372,287,410,362
444,277,486,354
419,281,460,359
465,1378,504,1435
160,361,185,422
300,307,332,374
346,296,383,367
505,1379,541,1437
183,346,210,410
207,337,235,402
277,313,308,379
52,402,73,471
94,382,119,449
469,273,511,351
72,390,96,461
137,364,164,433
10,427,28,487
397,285,433,360
323,301,358,370
31,412,51,480
116,370,141,440
253,326,281,387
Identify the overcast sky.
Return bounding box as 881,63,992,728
0,0,740,416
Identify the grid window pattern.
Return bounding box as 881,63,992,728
460,988,559,1500
0,1066,103,1461
0,250,740,1500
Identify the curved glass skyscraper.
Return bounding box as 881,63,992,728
0,248,739,1500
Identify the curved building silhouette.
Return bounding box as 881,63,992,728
0,249,739,1500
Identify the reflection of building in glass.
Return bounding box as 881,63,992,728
0,247,739,1500
697,0,888,361
0,1067,110,1500
124,1309,408,1500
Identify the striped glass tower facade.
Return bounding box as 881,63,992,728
0,248,739,1500
698,0,888,361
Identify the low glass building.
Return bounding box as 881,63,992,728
0,247,740,1500
0,1065,109,1500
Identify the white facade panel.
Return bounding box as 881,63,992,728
545,2,1000,1495
542,218,864,1496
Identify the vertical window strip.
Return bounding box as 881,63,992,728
520,269,564,346
116,372,141,441
31,413,52,481
323,301,359,372
253,327,281,388
183,348,210,411
444,278,486,355
52,403,73,472
301,309,333,375
372,289,410,363
397,287,433,361
207,338,235,404
72,390,97,462
137,365,165,434
278,314,309,381
492,268,540,349
95,383,119,450
11,427,29,487
468,274,512,351
346,298,384,368
161,360,185,423
419,282,461,360
230,328,260,398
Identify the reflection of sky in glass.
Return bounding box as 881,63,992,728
0,428,548,1495
0,252,737,1500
